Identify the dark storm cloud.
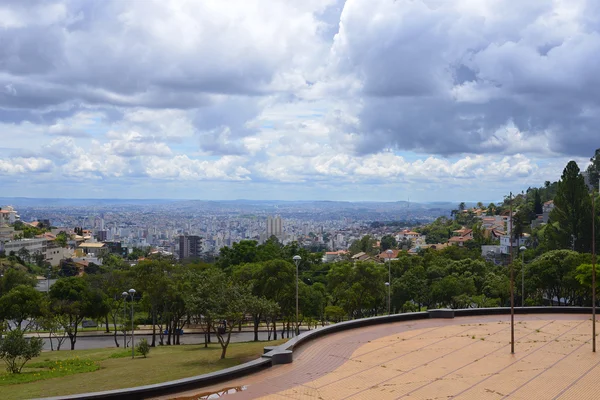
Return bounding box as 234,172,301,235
331,0,600,158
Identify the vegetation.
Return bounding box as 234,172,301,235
0,329,44,373
136,338,150,358
0,148,600,396
0,340,285,400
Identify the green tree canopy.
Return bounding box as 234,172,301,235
49,277,109,350
0,285,43,331
548,161,592,252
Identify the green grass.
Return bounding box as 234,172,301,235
0,339,287,400
0,358,99,386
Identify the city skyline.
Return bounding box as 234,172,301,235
1,1,597,201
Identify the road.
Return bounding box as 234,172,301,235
36,330,293,351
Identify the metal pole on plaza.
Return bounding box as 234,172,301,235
593,204,596,352
128,288,136,358
386,249,393,315
293,255,301,336
520,246,526,307
509,192,515,354
121,292,128,348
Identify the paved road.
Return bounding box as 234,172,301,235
38,330,292,351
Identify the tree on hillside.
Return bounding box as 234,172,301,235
548,161,592,253
533,189,543,215
0,269,36,296
527,250,588,305
586,148,600,189
380,235,397,251
348,235,378,255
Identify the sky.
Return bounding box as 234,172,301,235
0,0,598,203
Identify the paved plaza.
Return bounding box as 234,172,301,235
166,314,600,400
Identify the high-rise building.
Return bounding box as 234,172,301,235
266,215,283,239
179,235,202,260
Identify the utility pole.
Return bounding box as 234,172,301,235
509,192,515,354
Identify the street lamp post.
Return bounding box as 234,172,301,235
128,288,136,358
520,246,526,307
386,249,393,315
121,292,128,348
293,255,301,336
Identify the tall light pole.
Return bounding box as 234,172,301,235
121,292,128,348
293,255,301,336
128,288,136,358
386,249,393,315
47,265,51,293
509,192,514,354
520,246,526,307
593,195,596,352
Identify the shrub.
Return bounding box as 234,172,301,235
0,329,44,373
136,338,150,358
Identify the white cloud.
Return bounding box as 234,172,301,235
0,0,599,200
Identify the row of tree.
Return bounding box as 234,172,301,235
3,236,600,361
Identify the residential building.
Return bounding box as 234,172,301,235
77,242,108,257
104,241,128,257
0,206,19,226
266,215,283,239
1,238,48,257
323,250,348,263
448,227,473,246
179,235,202,260
377,249,401,261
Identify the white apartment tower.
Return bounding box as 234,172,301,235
266,215,283,239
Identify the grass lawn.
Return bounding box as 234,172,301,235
0,339,287,400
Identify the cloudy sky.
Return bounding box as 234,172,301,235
1,0,597,202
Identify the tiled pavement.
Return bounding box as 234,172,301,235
165,314,600,400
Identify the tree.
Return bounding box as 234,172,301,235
0,329,43,373
131,260,174,347
136,338,150,358
0,285,43,331
348,235,378,256
217,240,259,270
548,161,592,252
586,148,600,189
527,250,586,305
0,269,36,296
380,235,397,251
185,268,252,359
59,259,80,277
327,261,386,318
55,232,68,248
16,248,30,264
49,277,109,350
324,305,346,322
534,189,543,215
86,268,131,347
246,296,279,342
232,260,295,339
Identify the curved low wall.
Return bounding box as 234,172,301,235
36,307,596,400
